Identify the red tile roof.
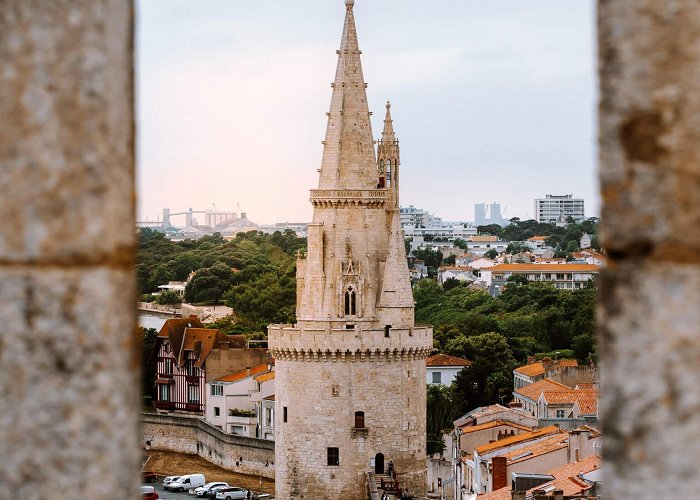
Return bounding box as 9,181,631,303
475,426,562,455
458,419,531,434
540,390,597,405
426,353,472,368
216,363,270,383
514,378,571,402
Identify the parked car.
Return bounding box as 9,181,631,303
141,485,159,500
207,484,233,498
167,473,206,492
191,481,229,497
215,487,249,500
163,475,181,488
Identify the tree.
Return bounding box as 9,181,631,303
453,238,469,250
442,254,456,266
156,290,182,305
413,248,443,270
426,384,459,455
484,249,499,259
451,332,516,413
506,242,530,254
185,262,235,304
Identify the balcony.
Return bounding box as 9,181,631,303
185,375,199,384
155,401,175,410
351,427,368,438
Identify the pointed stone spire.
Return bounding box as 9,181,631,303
377,100,400,205
381,100,396,143
317,0,377,190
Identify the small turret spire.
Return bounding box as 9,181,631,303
377,100,400,203
381,100,396,142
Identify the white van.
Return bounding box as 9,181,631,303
165,473,205,492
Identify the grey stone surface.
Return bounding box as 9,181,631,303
0,0,135,264
598,1,700,498
0,1,139,498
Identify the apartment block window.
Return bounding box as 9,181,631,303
327,447,340,466
556,410,566,418
214,407,220,417
283,406,288,423
211,384,223,396
432,371,442,384
266,407,273,427
164,358,173,375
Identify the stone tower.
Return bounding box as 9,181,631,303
268,1,433,498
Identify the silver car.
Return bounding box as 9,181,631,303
192,482,229,497
215,487,249,500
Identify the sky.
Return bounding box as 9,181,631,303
136,0,597,226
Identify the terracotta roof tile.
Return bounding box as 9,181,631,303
574,399,598,415
514,362,545,377
426,353,472,368
514,378,571,402
541,390,597,405
254,371,275,382
502,434,569,464
215,363,270,383
458,419,531,434
475,426,562,455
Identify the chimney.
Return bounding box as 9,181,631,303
552,489,564,500
492,456,508,491
541,356,554,372
527,355,536,365
511,492,526,500
245,366,251,376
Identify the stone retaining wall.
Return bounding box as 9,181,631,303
142,413,275,479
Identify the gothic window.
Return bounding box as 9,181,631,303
386,159,392,187
344,286,357,316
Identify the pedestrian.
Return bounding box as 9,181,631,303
387,460,394,478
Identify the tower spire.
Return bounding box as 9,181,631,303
317,0,377,190
377,100,400,205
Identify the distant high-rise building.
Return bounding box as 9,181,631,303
474,202,507,227
534,194,585,223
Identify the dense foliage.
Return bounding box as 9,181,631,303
418,277,597,415
137,228,305,333
478,217,600,257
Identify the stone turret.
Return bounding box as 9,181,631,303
269,1,432,498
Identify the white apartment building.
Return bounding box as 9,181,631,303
534,194,585,223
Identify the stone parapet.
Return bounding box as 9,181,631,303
310,188,387,208
268,324,433,361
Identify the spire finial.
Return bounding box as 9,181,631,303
345,0,354,9
386,100,391,109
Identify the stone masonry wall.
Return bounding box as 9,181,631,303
143,413,275,479
0,2,140,499
598,1,700,498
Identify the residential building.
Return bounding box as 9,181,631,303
512,379,571,417
481,263,599,296
480,453,602,500
453,404,538,431
267,3,433,497
437,266,475,285
426,353,471,386
514,357,597,393
570,248,606,265
152,318,228,414
206,362,275,439
534,195,585,223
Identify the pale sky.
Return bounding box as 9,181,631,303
136,0,597,226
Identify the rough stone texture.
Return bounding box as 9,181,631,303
0,1,139,498
0,0,135,265
598,1,700,498
143,413,275,479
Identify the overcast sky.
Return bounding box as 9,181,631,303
136,0,597,225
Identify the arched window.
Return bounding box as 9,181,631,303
344,286,357,316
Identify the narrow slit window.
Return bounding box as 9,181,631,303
344,286,356,316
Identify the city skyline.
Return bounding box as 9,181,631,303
137,0,597,225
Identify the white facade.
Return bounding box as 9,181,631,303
426,366,464,386
205,364,274,439
534,194,585,223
